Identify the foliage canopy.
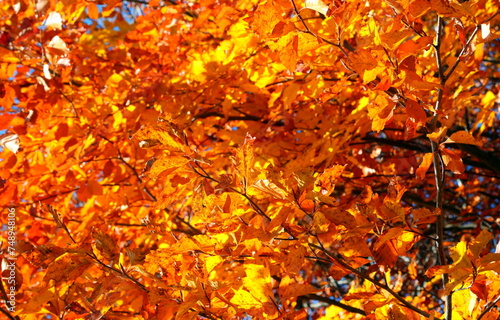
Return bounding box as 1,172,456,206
1,0,500,319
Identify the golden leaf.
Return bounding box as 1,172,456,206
252,179,287,199
443,130,483,147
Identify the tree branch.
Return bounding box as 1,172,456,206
309,243,435,319
302,294,367,316
477,293,500,320
431,15,452,320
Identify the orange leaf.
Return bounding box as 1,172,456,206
406,99,427,124
408,0,431,18
427,126,448,143
315,165,344,195
87,179,103,195
429,0,460,17
469,230,493,259
373,241,399,268
148,155,189,180
416,153,433,179
278,276,321,301
440,147,465,174
252,1,283,37
349,49,386,83
396,36,433,61
452,18,466,46
87,3,99,20
411,207,438,225
134,124,188,153
404,118,418,140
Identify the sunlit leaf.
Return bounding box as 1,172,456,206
0,133,20,153
443,130,483,147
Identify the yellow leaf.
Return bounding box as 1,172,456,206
357,17,381,48
305,0,329,15
443,131,483,147
367,95,394,132
416,153,433,179
205,256,224,275
232,133,256,188
451,289,475,319
149,155,189,180
272,32,298,71
374,227,404,251
252,1,284,37
134,124,188,153
469,230,493,259
349,50,386,83
106,73,124,87
242,260,273,304
252,179,287,199
297,32,320,57
230,288,262,309
427,126,448,143
380,29,413,51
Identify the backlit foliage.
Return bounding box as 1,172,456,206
1,0,500,319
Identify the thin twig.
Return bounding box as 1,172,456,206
191,162,272,221
0,307,18,320
444,10,500,82
290,0,311,33
309,242,435,319
477,294,500,320
302,294,367,316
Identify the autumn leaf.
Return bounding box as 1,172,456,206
0,132,20,153
252,1,284,38
304,0,329,15
232,133,257,189
134,124,188,153
43,12,63,31
442,130,483,147
440,147,465,174
252,179,288,199
349,49,386,83
416,153,433,179
427,126,448,143
148,154,189,180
